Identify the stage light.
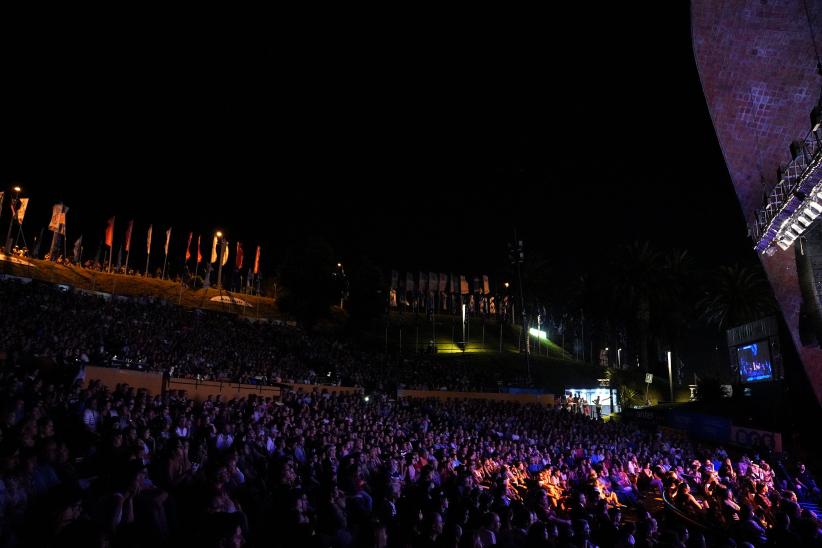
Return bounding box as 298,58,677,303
777,240,791,251
798,215,812,226
804,207,820,220
811,202,822,213
791,223,805,234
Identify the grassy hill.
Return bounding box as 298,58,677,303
346,310,600,392
0,255,281,319
369,310,570,359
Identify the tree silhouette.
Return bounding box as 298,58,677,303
608,242,666,371
276,237,337,328
698,263,776,330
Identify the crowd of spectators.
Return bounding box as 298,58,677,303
1,278,821,546
0,279,511,392
0,357,819,547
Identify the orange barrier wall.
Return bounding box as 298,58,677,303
290,383,362,395
85,365,164,394
85,365,361,401
398,389,554,406
167,379,282,401
166,380,360,401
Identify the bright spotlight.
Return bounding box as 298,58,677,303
528,328,547,340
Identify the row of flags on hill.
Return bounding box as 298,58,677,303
390,271,491,295
101,216,260,274
1,196,263,285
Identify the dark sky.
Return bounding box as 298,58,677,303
0,6,758,279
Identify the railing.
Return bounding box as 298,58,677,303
660,489,711,534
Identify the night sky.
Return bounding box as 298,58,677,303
1,6,758,280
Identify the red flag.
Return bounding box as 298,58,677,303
236,242,243,270
196,235,202,264
146,225,153,254
185,232,192,262
124,220,134,252
105,217,115,248
253,245,260,275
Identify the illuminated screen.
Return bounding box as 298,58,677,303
736,340,772,382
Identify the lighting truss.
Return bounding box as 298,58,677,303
752,100,822,255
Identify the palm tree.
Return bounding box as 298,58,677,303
698,263,776,330
608,242,666,372
657,249,699,383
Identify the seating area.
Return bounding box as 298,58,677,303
0,277,820,547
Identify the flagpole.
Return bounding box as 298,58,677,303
217,237,225,289
162,228,171,280
4,186,21,254
12,217,24,253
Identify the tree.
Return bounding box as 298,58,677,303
608,242,666,372
275,237,337,328
698,263,776,331
347,257,385,325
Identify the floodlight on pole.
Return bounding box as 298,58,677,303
461,304,466,351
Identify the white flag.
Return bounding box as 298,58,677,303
49,204,63,232
164,227,172,256
15,198,29,224
211,236,218,263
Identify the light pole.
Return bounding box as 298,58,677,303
461,304,466,351
667,350,674,402
337,262,345,309
617,347,622,369
216,231,225,289
508,234,530,381
5,186,21,254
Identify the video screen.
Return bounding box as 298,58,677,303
737,340,773,382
